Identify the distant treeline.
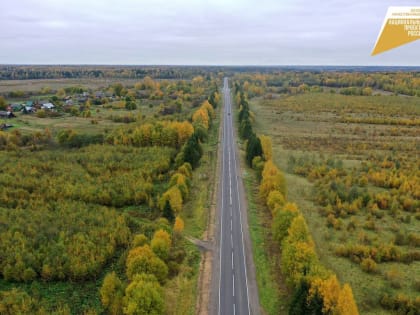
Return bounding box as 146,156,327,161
0,65,222,80
2,65,420,81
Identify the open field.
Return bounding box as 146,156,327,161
0,78,142,94
249,90,420,314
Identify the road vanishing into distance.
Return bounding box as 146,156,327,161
212,78,260,315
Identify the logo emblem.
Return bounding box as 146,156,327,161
372,7,420,55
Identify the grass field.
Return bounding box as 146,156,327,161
249,91,420,315
0,78,142,93
1,100,163,136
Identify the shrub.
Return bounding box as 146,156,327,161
385,268,403,289
123,273,164,315
360,257,377,273
126,245,168,283
100,272,124,315
266,190,286,215
272,209,297,245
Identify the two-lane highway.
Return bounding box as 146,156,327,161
214,78,260,315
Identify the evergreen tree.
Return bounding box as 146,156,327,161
208,92,217,108
240,119,253,140
183,133,202,169
289,280,323,315
246,133,263,167
162,200,175,223
238,108,250,123
125,95,137,110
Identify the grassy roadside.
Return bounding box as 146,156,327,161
242,168,289,315
165,105,221,315
234,98,289,315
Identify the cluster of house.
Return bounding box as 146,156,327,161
6,100,56,115
1,90,119,120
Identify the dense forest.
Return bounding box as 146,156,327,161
0,72,220,314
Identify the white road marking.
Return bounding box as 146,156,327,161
219,78,251,315
228,80,251,315
231,250,234,269
218,85,227,315
228,149,232,205
232,274,235,296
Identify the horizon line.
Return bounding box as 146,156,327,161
1,64,420,68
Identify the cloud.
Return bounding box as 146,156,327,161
0,0,418,65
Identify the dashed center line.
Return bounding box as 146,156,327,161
231,251,234,269
232,274,235,296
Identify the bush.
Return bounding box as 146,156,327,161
385,268,403,289
266,190,286,215
126,245,168,283
122,273,164,315
380,293,419,314
100,272,124,315
360,257,377,273
272,209,297,245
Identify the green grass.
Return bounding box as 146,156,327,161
242,169,289,315
0,78,142,93
183,119,219,238
168,107,220,315
249,90,420,315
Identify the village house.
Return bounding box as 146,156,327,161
0,111,15,118
41,102,55,110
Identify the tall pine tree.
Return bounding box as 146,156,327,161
246,133,263,167
162,200,175,223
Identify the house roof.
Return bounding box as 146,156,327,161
41,103,55,109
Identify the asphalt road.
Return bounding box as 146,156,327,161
214,78,260,315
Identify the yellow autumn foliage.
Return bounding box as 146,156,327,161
266,190,286,216
310,275,359,315
160,186,183,213
259,160,286,201
192,108,210,130
259,135,273,161
174,217,185,234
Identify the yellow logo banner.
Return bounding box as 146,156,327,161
372,7,420,56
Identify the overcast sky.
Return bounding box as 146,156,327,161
0,0,419,65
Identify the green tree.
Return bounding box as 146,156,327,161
132,234,148,247
0,288,40,315
123,273,164,315
100,272,124,315
113,83,125,97
151,230,171,261
182,134,202,169
246,133,263,167
126,245,168,283
240,119,253,140
289,280,323,315
125,95,137,110
272,209,297,245
162,200,175,223
0,96,7,110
